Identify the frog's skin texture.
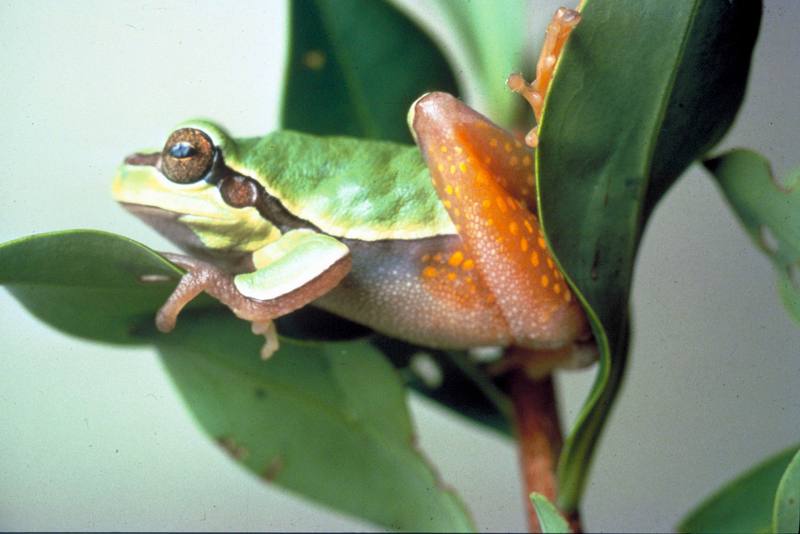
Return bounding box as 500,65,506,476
112,7,592,362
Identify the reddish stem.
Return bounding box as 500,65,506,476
507,366,582,533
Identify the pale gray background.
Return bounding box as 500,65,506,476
0,1,798,531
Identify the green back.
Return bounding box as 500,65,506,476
226,131,455,241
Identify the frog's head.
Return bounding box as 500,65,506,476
112,120,280,267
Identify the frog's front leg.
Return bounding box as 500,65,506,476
155,229,351,358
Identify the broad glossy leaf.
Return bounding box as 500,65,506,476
432,0,527,126
536,0,761,511
678,444,800,534
0,230,213,344
704,150,800,324
530,492,571,534
773,449,800,534
645,1,760,214
0,230,475,530
282,0,459,143
154,309,475,532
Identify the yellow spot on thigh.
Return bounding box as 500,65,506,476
482,199,492,209
437,163,444,173
489,138,498,147
514,139,523,148
450,165,456,174
443,199,452,208
509,222,519,235
538,236,547,249
520,238,529,251
440,145,448,152
454,186,461,198
564,291,572,303
496,196,508,212
454,146,463,153
547,257,554,269
504,142,512,153
524,220,534,234
422,266,438,278
523,155,532,167
507,196,518,210
541,274,549,288
459,162,467,173
462,259,475,271
531,251,540,266
445,184,454,195
553,283,562,294
447,272,457,281
486,218,494,227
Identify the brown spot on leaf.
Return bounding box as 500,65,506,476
302,50,326,70
217,436,249,461
262,455,285,482
591,250,600,281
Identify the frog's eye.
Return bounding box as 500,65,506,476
161,128,214,184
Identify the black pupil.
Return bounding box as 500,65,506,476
169,141,196,159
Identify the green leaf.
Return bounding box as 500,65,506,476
431,0,527,126
535,0,761,512
281,0,459,143
153,309,475,532
678,444,800,534
530,492,571,534
0,230,474,531
644,1,761,215
773,449,800,534
704,149,800,324
0,229,214,345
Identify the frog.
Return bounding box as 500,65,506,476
111,7,593,371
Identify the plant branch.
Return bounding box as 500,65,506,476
506,360,581,533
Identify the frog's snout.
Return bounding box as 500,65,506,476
124,152,160,166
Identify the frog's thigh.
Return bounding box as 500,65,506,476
412,93,585,349
410,92,539,210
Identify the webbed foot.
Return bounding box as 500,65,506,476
150,253,284,358
507,7,581,147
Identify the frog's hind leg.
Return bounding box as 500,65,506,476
411,93,589,352
507,7,580,147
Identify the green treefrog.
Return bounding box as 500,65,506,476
112,7,593,371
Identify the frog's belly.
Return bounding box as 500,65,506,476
313,234,512,350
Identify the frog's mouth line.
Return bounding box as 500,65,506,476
119,202,204,253
119,202,251,271
124,152,160,166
